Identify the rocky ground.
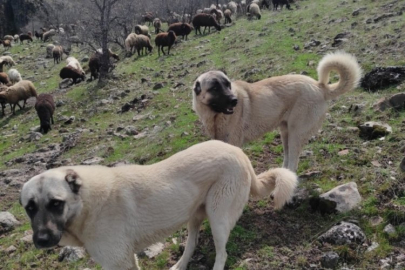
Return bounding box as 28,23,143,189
1,0,405,269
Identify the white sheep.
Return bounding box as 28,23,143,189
0,80,37,115
125,33,137,55
7,69,22,85
248,3,261,19
228,1,237,14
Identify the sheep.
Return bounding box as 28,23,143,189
0,72,11,85
211,9,223,23
3,35,14,42
27,31,33,38
273,0,292,10
34,30,43,40
35,93,55,134
247,3,261,20
52,46,66,64
252,0,270,9
134,25,151,38
13,35,19,43
46,44,55,58
2,39,11,49
125,33,137,55
7,69,22,85
59,66,85,86
0,80,37,115
153,18,162,34
66,56,85,75
43,29,56,42
88,49,119,80
19,34,33,44
155,31,176,56
227,1,237,14
168,22,193,40
182,14,191,23
0,56,16,72
68,35,83,46
224,9,232,24
192,13,221,35
142,12,154,26
134,35,153,56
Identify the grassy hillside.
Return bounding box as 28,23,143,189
1,0,405,269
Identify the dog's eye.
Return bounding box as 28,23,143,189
25,201,37,217
49,199,64,210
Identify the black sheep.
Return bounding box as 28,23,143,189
192,14,221,35
35,94,55,134
168,23,193,40
59,66,85,85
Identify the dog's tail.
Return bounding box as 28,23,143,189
317,51,362,100
250,168,298,209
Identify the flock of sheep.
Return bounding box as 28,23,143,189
0,0,293,135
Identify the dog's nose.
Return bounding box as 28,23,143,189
230,98,238,107
36,231,50,246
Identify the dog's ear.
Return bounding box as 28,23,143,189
65,169,82,194
194,81,201,96
219,69,227,76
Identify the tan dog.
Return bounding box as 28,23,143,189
192,51,362,171
20,140,297,270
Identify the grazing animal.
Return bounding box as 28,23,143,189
7,69,22,85
43,29,56,42
153,18,162,34
142,12,154,25
2,39,11,49
52,46,66,64
46,44,55,58
35,94,55,134
125,33,137,55
134,35,153,56
211,9,224,23
0,56,16,72
168,22,193,40
59,66,85,86
21,140,297,270
0,72,11,85
247,3,262,19
34,30,43,40
155,31,176,56
13,35,19,43
224,9,232,24
0,80,37,115
19,34,33,44
192,51,362,172
66,57,85,75
3,35,14,42
192,14,221,35
273,0,292,10
88,49,119,80
134,25,151,38
227,1,238,14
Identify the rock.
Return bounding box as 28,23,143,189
380,257,392,269
134,132,147,139
383,224,396,235
366,242,379,252
370,216,383,227
132,114,148,122
56,100,65,107
124,126,138,136
299,170,321,180
352,7,366,16
321,251,339,269
338,149,349,156
143,242,164,259
373,93,405,111
361,67,405,92
293,45,300,51
304,39,321,49
58,246,86,262
81,157,104,165
81,56,89,62
400,157,405,172
59,78,72,89
27,132,43,142
358,122,392,140
332,32,350,47
5,245,17,253
30,125,40,132
318,221,366,245
0,212,20,235
64,116,75,125
153,82,165,90
319,182,361,213
20,234,33,244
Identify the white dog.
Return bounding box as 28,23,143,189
21,140,298,270
193,51,362,171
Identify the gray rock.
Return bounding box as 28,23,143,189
81,157,104,165
321,251,339,269
358,121,392,140
81,56,89,62
58,246,85,262
383,224,396,235
320,182,361,213
125,126,138,136
0,211,20,235
143,242,164,258
366,242,379,252
318,221,366,245
59,78,72,89
370,216,383,227
20,234,33,244
27,132,43,142
5,245,17,253
56,100,65,107
374,93,405,112
134,132,147,139
153,82,165,90
380,257,392,269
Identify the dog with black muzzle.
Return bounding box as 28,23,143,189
192,51,362,172
20,140,297,270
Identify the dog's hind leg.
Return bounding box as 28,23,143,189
279,121,289,168
170,207,206,270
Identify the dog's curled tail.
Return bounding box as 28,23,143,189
317,51,362,100
250,168,298,209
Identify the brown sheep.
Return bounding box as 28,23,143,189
0,80,37,115
35,94,55,134
142,12,154,26
153,18,162,34
59,66,86,86
52,46,66,64
192,14,221,35
168,23,193,40
224,9,232,24
2,39,11,49
155,31,176,56
35,30,43,41
125,33,137,55
89,49,119,80
0,72,11,85
19,34,33,44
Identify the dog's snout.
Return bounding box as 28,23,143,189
230,98,238,107
35,231,50,246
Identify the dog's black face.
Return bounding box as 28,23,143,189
194,71,238,114
25,197,66,248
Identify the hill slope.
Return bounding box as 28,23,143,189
1,0,405,269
